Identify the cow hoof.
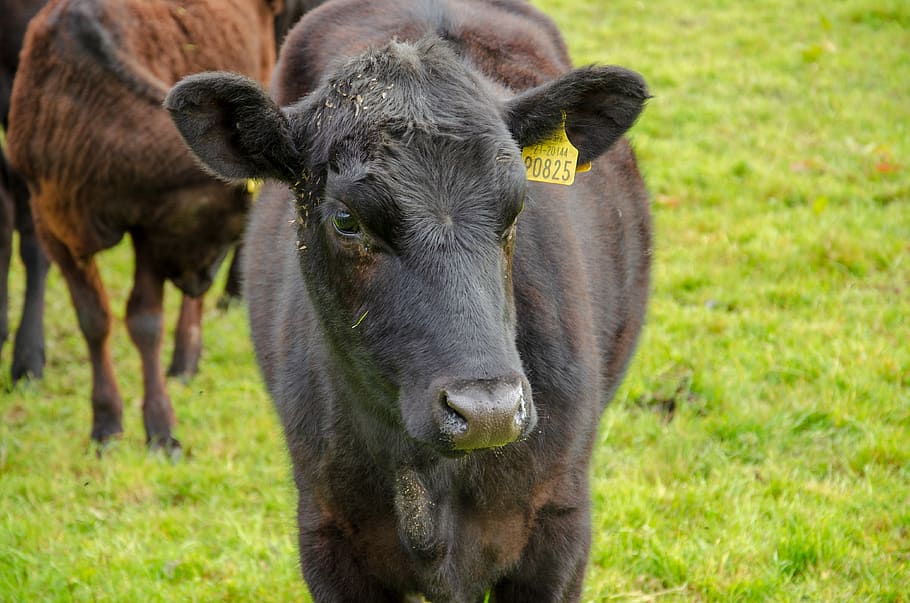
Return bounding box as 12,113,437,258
90,427,123,458
148,435,182,460
166,361,198,383
92,436,122,458
91,423,124,445
11,348,45,382
216,291,241,311
166,369,192,384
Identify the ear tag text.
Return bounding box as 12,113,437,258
521,120,587,186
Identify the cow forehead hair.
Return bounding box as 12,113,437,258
303,36,509,152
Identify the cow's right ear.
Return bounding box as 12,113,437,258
165,72,300,181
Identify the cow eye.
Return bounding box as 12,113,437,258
332,209,361,236
505,196,524,231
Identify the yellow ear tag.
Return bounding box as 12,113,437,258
521,117,585,186
246,178,263,196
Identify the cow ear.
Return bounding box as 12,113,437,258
165,71,300,181
504,66,649,165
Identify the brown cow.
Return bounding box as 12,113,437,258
6,0,280,449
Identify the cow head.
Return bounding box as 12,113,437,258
165,37,647,455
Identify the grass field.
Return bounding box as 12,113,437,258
2,0,908,601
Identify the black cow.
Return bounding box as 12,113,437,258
1,0,49,381
274,0,326,49
167,0,651,600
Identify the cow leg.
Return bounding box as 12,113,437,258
0,189,11,366
217,242,243,309
491,506,591,603
11,190,50,381
126,238,178,450
40,231,123,442
298,531,399,602
297,500,399,602
167,294,203,379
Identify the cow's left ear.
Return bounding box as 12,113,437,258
504,66,649,165
165,71,300,181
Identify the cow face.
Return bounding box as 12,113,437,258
302,126,531,453
165,37,647,454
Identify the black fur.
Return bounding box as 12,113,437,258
165,72,300,181
0,0,50,381
505,65,650,165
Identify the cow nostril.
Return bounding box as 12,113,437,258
439,391,469,436
513,391,527,427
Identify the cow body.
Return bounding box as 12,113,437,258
167,0,651,599
1,0,50,381
6,0,279,447
274,0,327,50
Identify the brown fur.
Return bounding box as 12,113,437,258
6,0,280,447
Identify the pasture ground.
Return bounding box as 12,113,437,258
1,0,908,600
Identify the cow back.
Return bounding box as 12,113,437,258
7,0,277,188
273,0,571,105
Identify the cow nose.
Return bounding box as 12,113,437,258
437,377,529,450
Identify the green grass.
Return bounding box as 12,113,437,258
2,0,908,600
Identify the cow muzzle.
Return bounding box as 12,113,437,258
434,375,534,451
